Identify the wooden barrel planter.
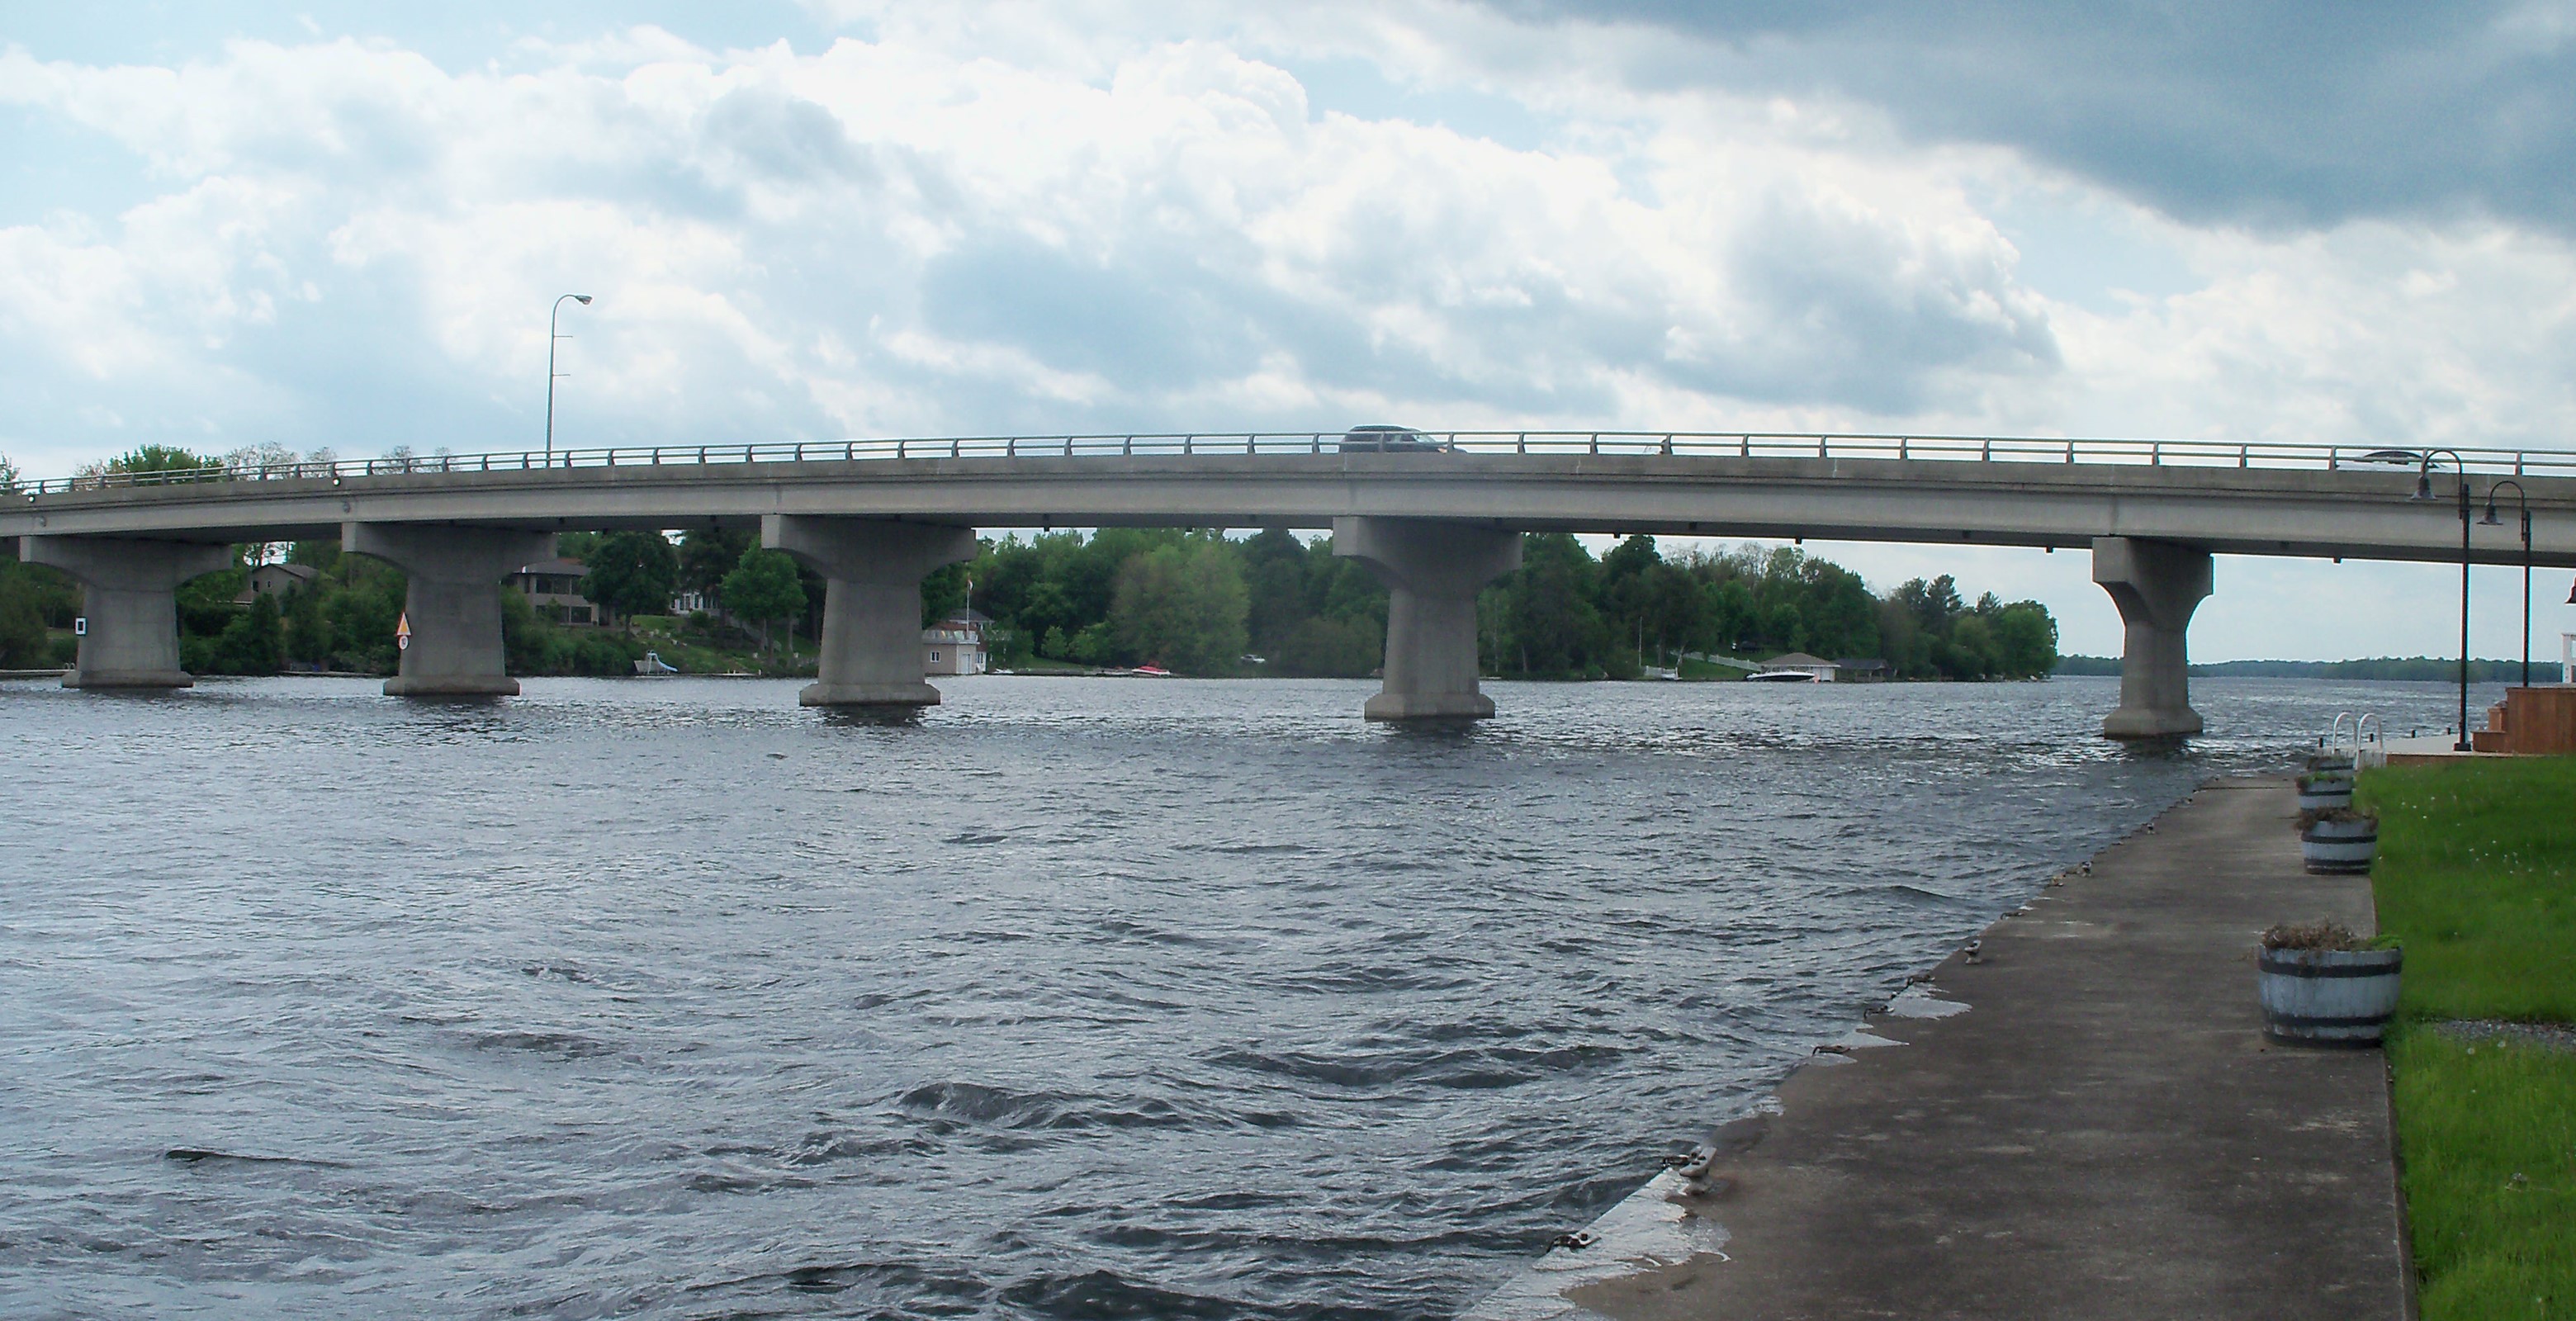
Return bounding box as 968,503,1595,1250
2299,810,2379,874
2295,773,2355,811
2258,945,2403,1044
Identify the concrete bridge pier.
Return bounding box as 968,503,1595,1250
764,515,978,708
1333,517,1522,720
2093,536,2214,739
20,535,233,689
345,523,556,698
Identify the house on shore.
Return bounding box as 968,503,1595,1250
924,608,990,675
234,562,319,604
1760,651,1842,681
508,557,602,626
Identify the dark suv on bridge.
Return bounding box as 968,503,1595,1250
1338,424,1452,452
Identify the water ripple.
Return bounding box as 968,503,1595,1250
0,672,2493,1318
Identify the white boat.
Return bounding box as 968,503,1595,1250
1744,669,1820,683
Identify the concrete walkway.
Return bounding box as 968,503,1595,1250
1519,775,2412,1320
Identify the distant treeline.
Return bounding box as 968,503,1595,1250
2055,656,2556,682
0,556,78,669
969,528,2057,680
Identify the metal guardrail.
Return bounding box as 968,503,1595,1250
14,431,2576,497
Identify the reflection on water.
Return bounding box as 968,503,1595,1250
0,673,2498,1319
818,706,930,730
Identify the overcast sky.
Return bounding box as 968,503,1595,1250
5,2,2573,660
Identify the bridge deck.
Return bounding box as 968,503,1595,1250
12,451,2576,566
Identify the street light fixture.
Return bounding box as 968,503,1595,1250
2409,450,2472,750
2481,480,2531,688
546,293,594,464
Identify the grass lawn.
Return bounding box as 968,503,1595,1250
1675,656,1752,680
2361,758,2576,1319
1000,655,1096,675
2368,759,2576,1021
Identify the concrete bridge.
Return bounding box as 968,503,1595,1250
9,431,2574,736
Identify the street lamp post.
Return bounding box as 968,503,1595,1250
546,293,594,464
2412,450,2472,750
2481,480,2531,689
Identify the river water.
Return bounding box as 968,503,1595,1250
0,674,2497,1319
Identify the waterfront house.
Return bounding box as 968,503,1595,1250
509,556,601,626
233,561,319,604
1761,651,1842,681
924,608,990,675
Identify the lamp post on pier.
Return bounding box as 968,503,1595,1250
546,293,594,465
2480,480,2531,688
2409,450,2472,750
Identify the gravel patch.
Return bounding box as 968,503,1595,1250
2429,1019,2576,1053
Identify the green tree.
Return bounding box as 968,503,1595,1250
1110,537,1248,674
82,445,221,482
1798,561,1881,660
285,585,329,665
1240,528,1314,654
1273,614,1381,676
678,528,754,604
923,561,971,626
1896,575,1965,636
0,571,49,667
1989,601,2059,678
174,554,249,639
1707,579,1755,653
1949,615,2000,679
720,548,807,657
0,452,21,494
580,531,680,630
1069,620,1117,665
1501,533,1604,675
207,592,285,675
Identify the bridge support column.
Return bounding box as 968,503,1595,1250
1333,517,1522,720
764,515,977,708
21,535,233,689
2093,537,2213,739
345,523,556,698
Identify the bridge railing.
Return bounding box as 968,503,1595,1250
19,432,2576,496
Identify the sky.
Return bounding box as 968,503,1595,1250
3,1,2574,660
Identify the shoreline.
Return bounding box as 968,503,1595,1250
1471,773,2406,1320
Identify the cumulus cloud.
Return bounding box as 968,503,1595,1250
2,5,2572,658
0,20,2080,473
1476,0,2576,237
0,4,2568,486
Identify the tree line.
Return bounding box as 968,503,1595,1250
2055,655,2557,682
962,528,2057,680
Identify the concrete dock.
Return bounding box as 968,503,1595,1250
1489,775,2410,1320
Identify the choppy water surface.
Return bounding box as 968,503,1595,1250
0,675,2493,1319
